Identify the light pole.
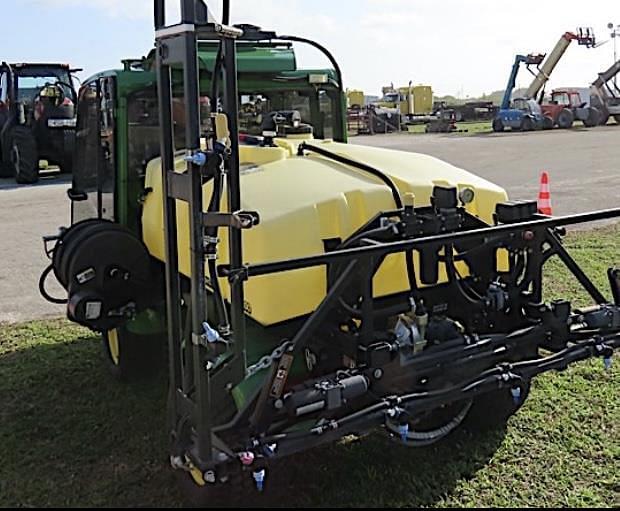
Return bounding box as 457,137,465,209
608,22,620,88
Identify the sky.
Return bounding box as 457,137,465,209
3,0,619,98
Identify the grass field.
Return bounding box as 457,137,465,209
1,224,618,507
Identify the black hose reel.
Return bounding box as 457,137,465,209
41,220,156,331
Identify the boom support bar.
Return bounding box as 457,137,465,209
220,208,620,279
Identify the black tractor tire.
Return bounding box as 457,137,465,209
102,326,163,382
520,116,533,132
0,115,13,177
0,157,14,177
492,118,504,132
557,109,574,129
582,107,600,128
599,111,610,126
463,380,531,432
542,116,554,130
10,126,39,184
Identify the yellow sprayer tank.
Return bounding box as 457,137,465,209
141,137,507,327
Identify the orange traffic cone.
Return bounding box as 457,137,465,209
538,171,552,216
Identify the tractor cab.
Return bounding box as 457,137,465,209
512,97,540,114
550,90,585,108
13,64,75,109
68,41,346,233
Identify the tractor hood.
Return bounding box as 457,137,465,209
142,139,507,325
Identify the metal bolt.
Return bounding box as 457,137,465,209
522,230,535,241
373,368,384,379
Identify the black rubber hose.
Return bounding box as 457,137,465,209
406,249,418,294
209,0,230,109
204,1,232,333
245,333,620,446
206,168,230,333
335,224,419,313
298,142,403,210
276,36,344,93
444,244,483,305
339,225,393,249
39,264,67,305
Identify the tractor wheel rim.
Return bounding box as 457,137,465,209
108,329,120,366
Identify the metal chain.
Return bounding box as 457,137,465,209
246,340,294,378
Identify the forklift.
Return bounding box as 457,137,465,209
494,30,599,132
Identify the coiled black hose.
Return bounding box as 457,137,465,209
38,264,67,305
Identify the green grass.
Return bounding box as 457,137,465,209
1,225,619,507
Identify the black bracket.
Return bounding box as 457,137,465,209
42,229,65,259
203,211,260,229
609,268,620,306
67,188,88,202
222,265,249,283
167,172,190,201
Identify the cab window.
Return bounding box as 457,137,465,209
71,77,115,223
0,71,8,103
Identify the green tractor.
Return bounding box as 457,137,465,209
41,0,620,502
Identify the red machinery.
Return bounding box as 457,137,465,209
544,88,600,128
